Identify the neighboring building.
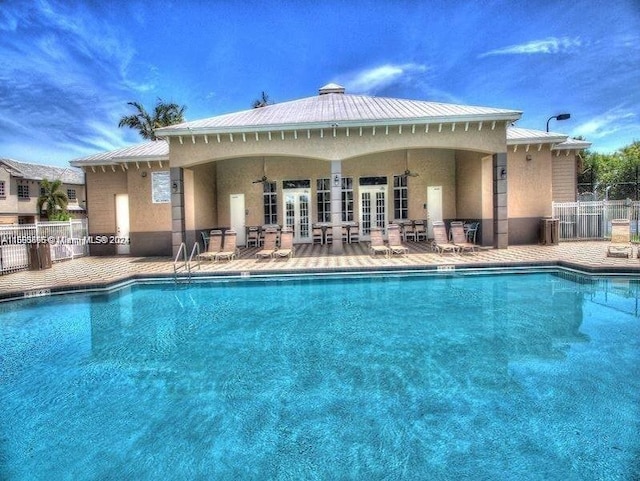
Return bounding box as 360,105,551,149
0,158,86,224
70,84,589,256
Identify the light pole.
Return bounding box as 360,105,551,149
546,113,571,132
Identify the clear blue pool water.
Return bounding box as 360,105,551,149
0,271,639,480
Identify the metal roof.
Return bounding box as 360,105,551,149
69,140,169,166
552,137,591,150
506,127,591,150
155,90,522,136
0,158,85,184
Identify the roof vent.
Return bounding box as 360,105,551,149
319,83,345,95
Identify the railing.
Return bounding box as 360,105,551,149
552,200,640,241
0,219,89,274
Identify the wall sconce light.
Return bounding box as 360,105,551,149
171,181,180,194
526,154,532,162
141,171,148,177
333,174,341,187
500,168,507,180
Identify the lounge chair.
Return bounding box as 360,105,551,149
607,219,633,258
387,224,409,256
198,229,222,261
369,227,391,257
274,228,295,259
432,221,459,255
450,221,477,254
215,230,238,261
256,228,277,259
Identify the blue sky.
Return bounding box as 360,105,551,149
1,0,638,167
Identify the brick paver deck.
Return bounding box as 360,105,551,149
1,241,639,300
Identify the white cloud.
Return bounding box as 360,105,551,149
479,37,582,58
573,110,637,139
337,63,429,94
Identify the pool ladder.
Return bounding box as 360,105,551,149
173,242,201,283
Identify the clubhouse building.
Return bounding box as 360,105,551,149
70,83,589,256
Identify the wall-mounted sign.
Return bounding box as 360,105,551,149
152,171,170,203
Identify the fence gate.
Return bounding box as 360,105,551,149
553,200,640,241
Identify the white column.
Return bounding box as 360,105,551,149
330,160,343,255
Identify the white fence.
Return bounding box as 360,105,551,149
552,200,640,241
0,219,89,274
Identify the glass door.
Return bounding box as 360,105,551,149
283,189,312,243
359,185,388,239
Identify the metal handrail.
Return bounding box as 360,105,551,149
173,242,189,282
188,242,201,272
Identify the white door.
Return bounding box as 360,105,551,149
283,189,312,243
359,185,388,239
230,194,246,246
427,186,443,238
115,193,130,255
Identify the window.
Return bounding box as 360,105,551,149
316,178,331,222
263,181,278,224
17,184,29,199
393,175,408,220
341,177,354,221
67,189,77,200
0,181,5,197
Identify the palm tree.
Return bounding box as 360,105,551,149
37,179,68,220
118,99,186,140
252,91,271,108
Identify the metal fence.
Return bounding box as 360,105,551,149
552,200,640,241
0,219,89,274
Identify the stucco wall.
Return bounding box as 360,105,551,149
455,150,484,219
508,148,553,218
168,123,508,168
85,170,128,234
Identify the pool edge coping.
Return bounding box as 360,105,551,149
2,259,640,303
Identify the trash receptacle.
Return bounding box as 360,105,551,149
28,242,52,270
540,217,559,245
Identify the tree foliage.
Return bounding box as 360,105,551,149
118,99,186,140
37,179,68,220
252,91,271,108
578,141,640,200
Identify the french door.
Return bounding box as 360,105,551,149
359,185,388,239
283,189,312,243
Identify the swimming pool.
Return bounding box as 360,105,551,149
0,270,638,480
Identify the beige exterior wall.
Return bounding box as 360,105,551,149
168,123,508,168
507,148,553,218
455,150,485,219
191,163,218,229
127,167,171,233
85,170,128,233
552,154,577,202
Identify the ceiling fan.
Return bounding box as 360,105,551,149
252,157,272,184
402,150,419,178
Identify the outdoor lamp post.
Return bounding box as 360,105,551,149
546,113,571,132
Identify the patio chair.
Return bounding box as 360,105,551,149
256,228,277,259
402,221,416,241
607,219,633,258
274,228,295,259
414,220,428,241
215,230,238,261
197,230,223,261
369,227,391,258
450,221,477,254
246,226,260,247
348,223,359,243
387,224,409,256
432,221,459,255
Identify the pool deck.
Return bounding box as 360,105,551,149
2,240,640,300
